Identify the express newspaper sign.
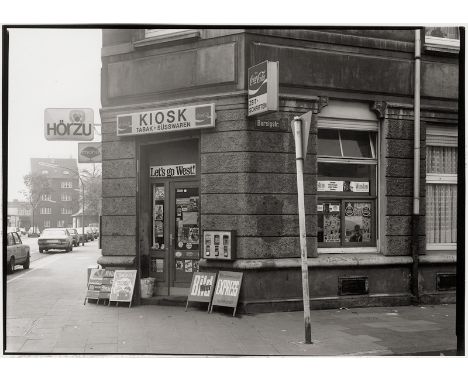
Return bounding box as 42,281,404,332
247,61,279,117
117,104,215,137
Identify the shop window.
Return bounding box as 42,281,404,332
426,127,458,250
317,130,377,248
425,26,460,53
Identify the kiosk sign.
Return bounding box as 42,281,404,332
44,108,94,141
247,61,279,117
117,104,215,137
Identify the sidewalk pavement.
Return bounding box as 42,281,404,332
6,302,456,355
4,244,457,356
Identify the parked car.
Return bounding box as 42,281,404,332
76,227,94,242
66,228,81,247
19,227,27,236
38,228,74,253
85,227,95,241
6,232,30,274
90,226,99,239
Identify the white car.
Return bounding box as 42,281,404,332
6,232,30,273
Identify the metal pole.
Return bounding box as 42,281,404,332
82,177,85,245
411,29,421,303
293,117,312,344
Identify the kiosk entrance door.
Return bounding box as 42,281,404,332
150,180,200,296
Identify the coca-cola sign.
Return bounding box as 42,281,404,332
247,61,279,117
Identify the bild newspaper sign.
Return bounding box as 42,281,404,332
117,104,215,137
44,108,94,141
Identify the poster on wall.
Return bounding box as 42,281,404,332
175,189,199,251
344,202,372,243
318,181,344,192
109,270,137,306
323,203,341,243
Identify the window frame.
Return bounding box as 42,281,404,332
424,27,460,54
425,127,458,251
40,207,52,215
317,126,379,251
61,181,72,189
134,29,200,48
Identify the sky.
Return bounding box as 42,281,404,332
7,28,102,201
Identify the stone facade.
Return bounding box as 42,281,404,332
100,28,459,310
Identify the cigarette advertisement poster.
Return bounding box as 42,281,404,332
109,270,137,303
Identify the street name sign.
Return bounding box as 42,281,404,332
78,142,102,163
44,108,94,141
247,61,279,117
210,271,243,316
117,104,215,137
185,272,217,312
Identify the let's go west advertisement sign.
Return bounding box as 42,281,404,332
247,61,279,117
117,104,215,137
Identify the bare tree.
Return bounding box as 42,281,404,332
22,173,52,234
81,165,102,218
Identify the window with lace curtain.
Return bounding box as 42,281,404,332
426,128,458,250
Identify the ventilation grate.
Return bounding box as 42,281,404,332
436,273,456,291
338,276,369,296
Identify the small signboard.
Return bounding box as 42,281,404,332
247,61,279,117
44,108,94,141
185,272,217,312
150,163,196,178
84,269,115,305
210,271,243,317
78,142,102,163
117,104,215,137
109,270,137,307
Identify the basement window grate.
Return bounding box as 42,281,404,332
436,273,456,291
338,276,369,296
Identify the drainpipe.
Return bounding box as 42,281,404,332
411,29,421,303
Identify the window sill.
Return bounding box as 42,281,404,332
134,30,200,48
318,247,378,254
424,36,460,54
